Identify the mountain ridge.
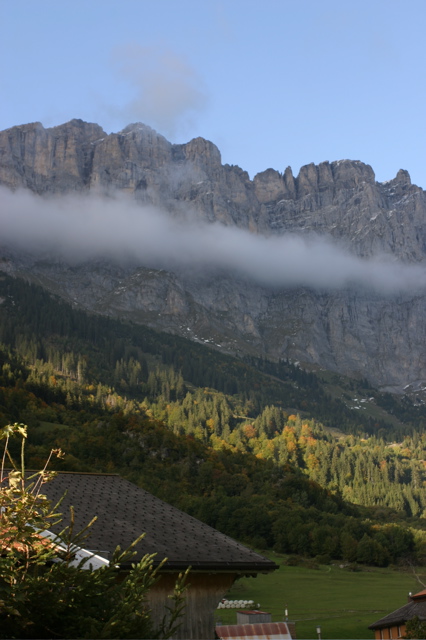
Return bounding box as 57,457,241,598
1,119,426,394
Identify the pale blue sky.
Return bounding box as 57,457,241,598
1,0,425,187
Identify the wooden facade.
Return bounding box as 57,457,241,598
149,572,237,639
372,624,405,640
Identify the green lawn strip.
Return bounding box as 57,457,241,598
215,561,422,639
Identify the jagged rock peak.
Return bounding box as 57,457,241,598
181,136,222,166
46,119,106,139
296,159,375,194
330,159,375,182
2,121,44,133
253,168,286,203
117,122,170,144
252,159,377,202
384,168,412,186
4,118,106,139
291,159,374,198
1,118,106,150
119,122,158,135
396,168,411,184
51,118,104,130
0,119,107,192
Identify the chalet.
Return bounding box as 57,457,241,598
368,589,426,639
42,472,278,640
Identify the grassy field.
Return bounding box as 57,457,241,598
214,556,424,639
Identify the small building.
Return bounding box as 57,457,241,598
42,472,278,639
217,611,296,639
237,611,272,624
216,622,293,640
369,589,426,639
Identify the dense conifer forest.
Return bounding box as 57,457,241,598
2,273,426,567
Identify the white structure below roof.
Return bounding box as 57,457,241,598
39,529,110,570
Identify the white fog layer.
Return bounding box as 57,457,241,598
1,186,425,295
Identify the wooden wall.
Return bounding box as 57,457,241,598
147,571,237,639
373,624,406,639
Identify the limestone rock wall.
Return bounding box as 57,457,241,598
1,119,426,391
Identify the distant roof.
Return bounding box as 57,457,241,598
216,622,292,640
39,472,278,573
239,611,270,616
369,590,426,630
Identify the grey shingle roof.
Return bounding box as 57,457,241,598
368,600,426,630
41,472,278,573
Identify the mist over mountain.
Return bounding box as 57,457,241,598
1,119,426,393
3,186,426,294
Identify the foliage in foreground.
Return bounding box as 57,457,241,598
0,423,187,639
404,615,426,639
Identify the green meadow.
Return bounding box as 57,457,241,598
215,557,424,639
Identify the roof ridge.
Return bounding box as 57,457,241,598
35,471,120,476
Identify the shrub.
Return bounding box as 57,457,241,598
0,423,188,639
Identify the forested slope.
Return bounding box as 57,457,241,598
1,273,426,566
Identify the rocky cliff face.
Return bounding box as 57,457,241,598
1,119,426,392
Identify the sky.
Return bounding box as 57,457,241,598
1,0,426,188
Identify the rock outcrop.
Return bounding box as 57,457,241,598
1,119,426,392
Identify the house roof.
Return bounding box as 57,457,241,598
369,590,426,630
38,472,278,574
216,622,292,640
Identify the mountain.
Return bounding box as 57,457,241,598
1,119,426,394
